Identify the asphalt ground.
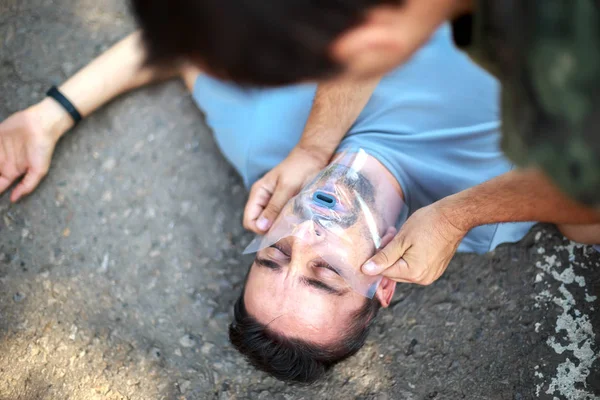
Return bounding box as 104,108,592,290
0,1,598,399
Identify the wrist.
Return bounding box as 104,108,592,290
31,97,75,141
434,193,478,233
295,141,335,166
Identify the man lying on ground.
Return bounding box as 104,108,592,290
183,25,600,383
0,25,598,384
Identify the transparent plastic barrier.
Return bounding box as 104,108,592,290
244,149,408,298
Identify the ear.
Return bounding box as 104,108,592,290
372,226,397,308
375,277,397,308
331,5,407,74
380,226,397,249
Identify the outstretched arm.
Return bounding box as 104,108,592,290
362,168,600,285
0,31,179,201
439,169,599,227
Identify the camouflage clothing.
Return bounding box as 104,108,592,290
452,1,600,206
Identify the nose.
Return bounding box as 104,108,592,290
283,224,324,285
294,220,325,245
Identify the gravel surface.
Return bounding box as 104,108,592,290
0,1,598,399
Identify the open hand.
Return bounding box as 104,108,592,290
362,202,468,285
0,99,68,202
243,146,328,234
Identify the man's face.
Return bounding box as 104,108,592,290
243,162,397,345
134,0,470,86
330,0,468,81
244,235,370,345
200,0,463,84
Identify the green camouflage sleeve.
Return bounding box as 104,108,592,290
452,0,600,206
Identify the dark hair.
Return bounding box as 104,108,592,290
228,286,380,383
130,0,397,86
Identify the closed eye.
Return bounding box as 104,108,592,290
255,257,282,271
254,258,348,296
270,243,290,257
314,260,343,277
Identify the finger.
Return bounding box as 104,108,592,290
366,258,410,281
0,175,14,195
243,177,276,231
11,169,44,202
243,186,273,231
256,181,299,232
370,258,419,284
362,233,410,275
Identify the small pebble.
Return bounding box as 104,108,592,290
179,334,195,348
61,61,75,75
13,292,25,302
69,325,78,340
150,347,161,359
149,250,161,258
146,207,156,219
178,380,191,394
257,391,270,400
102,158,116,171
201,342,214,355
98,253,109,273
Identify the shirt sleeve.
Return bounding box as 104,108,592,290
450,2,600,207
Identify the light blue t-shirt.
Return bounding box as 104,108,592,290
192,24,534,254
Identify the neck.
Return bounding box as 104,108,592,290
369,156,406,231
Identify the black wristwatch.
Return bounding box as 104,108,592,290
46,86,82,125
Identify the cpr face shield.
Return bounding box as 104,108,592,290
244,149,408,298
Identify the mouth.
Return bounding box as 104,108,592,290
313,191,337,208
309,191,341,219
308,204,337,224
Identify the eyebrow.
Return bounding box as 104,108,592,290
254,258,348,297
